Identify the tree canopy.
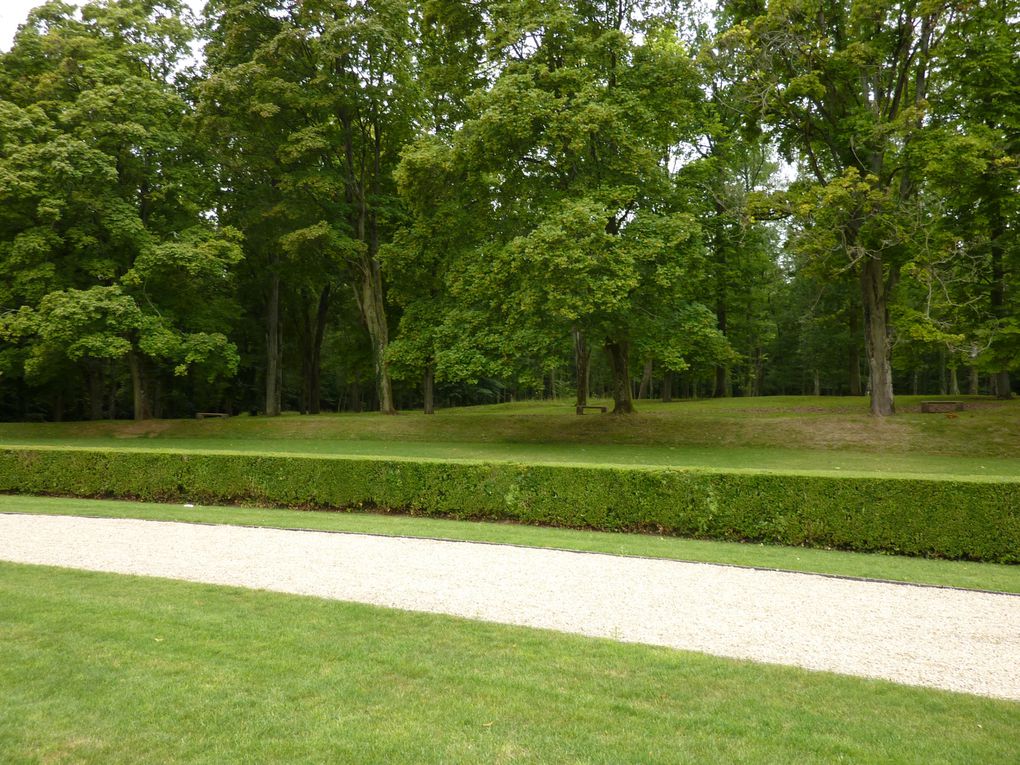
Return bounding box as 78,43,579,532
1,0,1016,420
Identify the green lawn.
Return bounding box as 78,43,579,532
1,562,1016,764
2,396,1018,477
5,495,1019,593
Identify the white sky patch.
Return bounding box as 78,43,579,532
0,0,206,52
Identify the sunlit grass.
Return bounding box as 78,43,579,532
1,562,1017,764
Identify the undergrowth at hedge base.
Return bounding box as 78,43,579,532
1,448,1017,563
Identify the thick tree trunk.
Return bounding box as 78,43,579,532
604,339,634,414
860,256,895,416
969,366,980,395
128,352,150,421
661,370,673,403
994,371,1011,400
848,304,862,396
265,271,281,417
573,329,591,408
949,365,960,396
812,370,821,396
714,366,730,398
307,285,331,415
359,256,395,414
423,362,435,415
637,359,653,400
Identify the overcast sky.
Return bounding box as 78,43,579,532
1,0,206,52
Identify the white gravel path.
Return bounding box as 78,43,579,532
1,513,1018,701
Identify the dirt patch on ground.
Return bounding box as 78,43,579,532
724,406,863,415
724,416,916,452
112,421,176,438
910,401,1014,413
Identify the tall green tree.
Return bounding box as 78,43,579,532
721,0,956,415
0,0,242,420
925,0,1019,398
399,0,726,413
200,0,419,415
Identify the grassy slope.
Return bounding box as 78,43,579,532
1,562,1017,764
1,395,1019,477
5,495,1019,593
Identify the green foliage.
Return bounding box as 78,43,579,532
0,0,242,415
2,447,1017,562
1,0,1018,416
394,0,730,406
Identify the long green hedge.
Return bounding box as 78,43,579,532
1,447,1018,562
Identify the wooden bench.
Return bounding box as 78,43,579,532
575,405,608,415
195,412,230,419
920,401,964,413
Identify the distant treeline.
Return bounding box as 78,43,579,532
1,0,1016,421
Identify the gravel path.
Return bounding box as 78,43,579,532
2,513,1018,700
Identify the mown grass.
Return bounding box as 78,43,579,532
5,495,1019,593
1,396,1019,476
1,562,1017,764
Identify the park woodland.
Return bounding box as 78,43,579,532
0,0,1017,420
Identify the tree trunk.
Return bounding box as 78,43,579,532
938,349,948,395
543,371,555,399
848,304,862,396
637,359,653,400
573,329,591,408
359,255,395,414
423,362,435,415
714,366,728,398
969,366,980,395
949,365,960,396
661,370,674,403
860,256,895,415
265,271,281,417
307,284,331,415
994,370,1011,400
128,352,151,421
812,370,821,397
604,339,634,414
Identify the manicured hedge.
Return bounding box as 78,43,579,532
1,447,1018,562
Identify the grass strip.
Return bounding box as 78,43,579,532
1,562,1017,764
3,495,1018,593
1,447,1018,562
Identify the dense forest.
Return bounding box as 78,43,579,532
0,0,1016,420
